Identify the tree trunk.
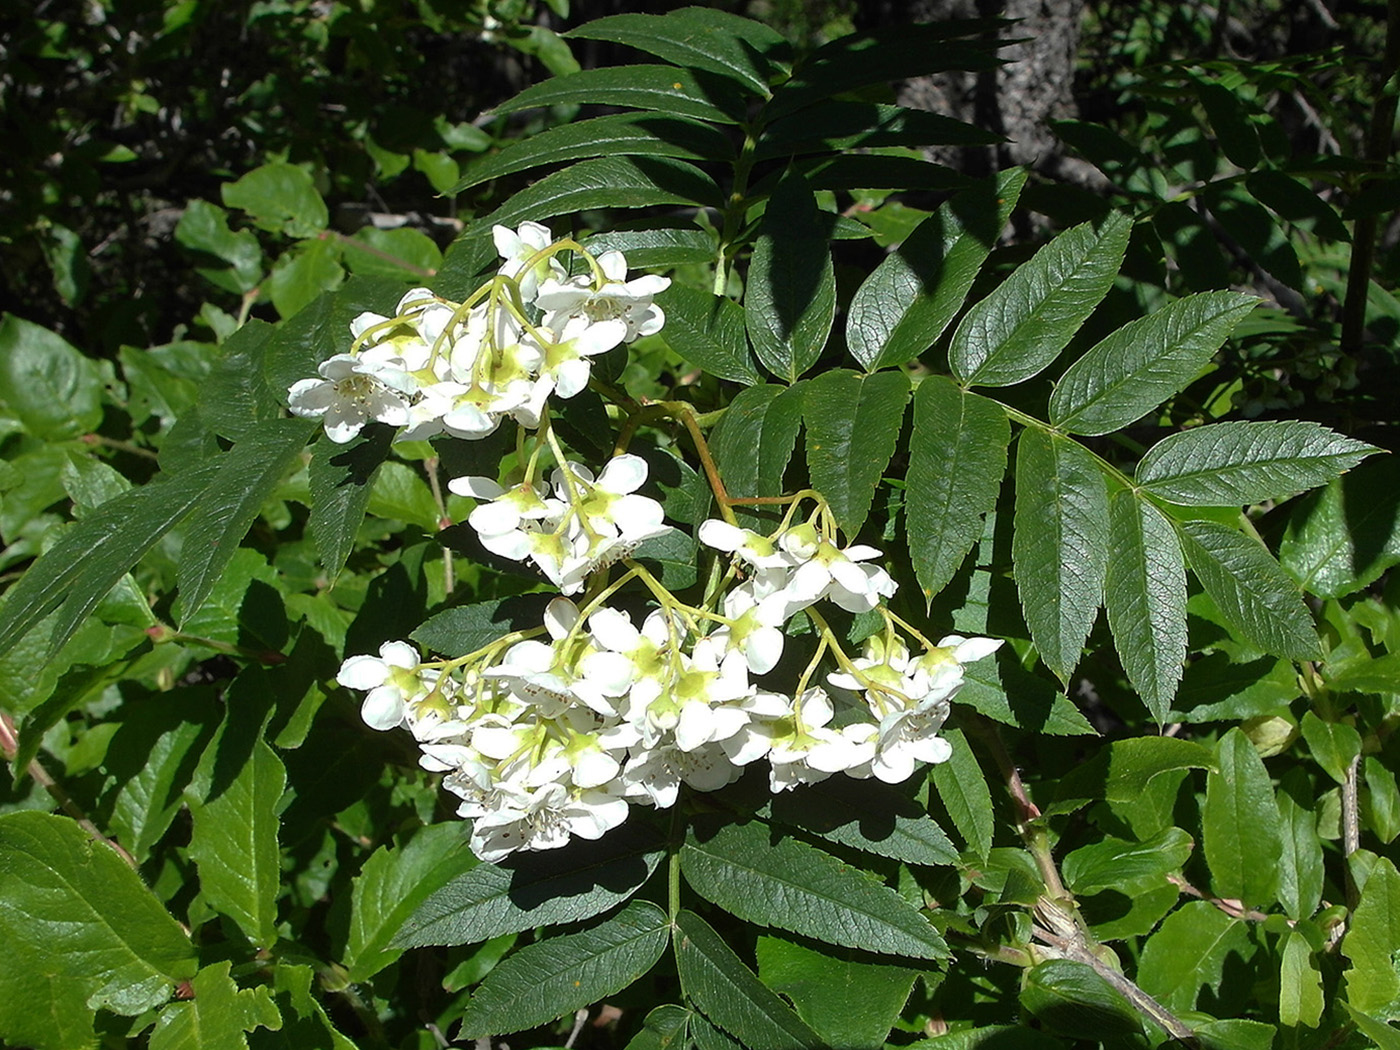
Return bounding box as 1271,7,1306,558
858,0,1096,183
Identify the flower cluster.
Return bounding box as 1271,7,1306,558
303,222,1000,863
337,505,999,862
287,221,669,445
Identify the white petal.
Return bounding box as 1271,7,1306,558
596,454,648,495
360,686,405,730
449,475,505,500
338,654,390,690
698,519,745,552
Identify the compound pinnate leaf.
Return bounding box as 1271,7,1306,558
0,459,219,660
480,156,724,235
491,65,748,125
906,377,1010,602
458,901,670,1038
930,728,994,859
148,962,281,1050
176,419,314,624
710,383,805,530
950,213,1132,387
746,174,835,383
452,113,733,194
657,284,761,385
1179,518,1321,661
567,9,791,97
674,910,825,1050
847,168,1025,372
1203,728,1283,909
1012,428,1109,681
393,820,665,948
307,426,394,582
1136,421,1378,506
1105,491,1188,723
1049,291,1258,436
682,820,947,958
1280,457,1400,598
0,811,196,1050
343,823,481,982
765,777,958,867
802,369,909,536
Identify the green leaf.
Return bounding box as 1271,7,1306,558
1246,170,1350,241
1345,1004,1400,1049
1054,736,1216,809
906,378,1009,602
479,156,723,233
710,383,805,530
912,1026,1064,1049
0,460,218,659
1300,711,1361,785
148,961,281,1050
1279,930,1324,1028
175,419,313,623
846,169,1025,372
1062,828,1194,895
1137,900,1250,1013
1012,428,1109,681
765,777,958,867
568,9,790,96
755,934,915,1050
174,200,263,294
674,910,825,1050
1344,855,1400,1018
458,901,670,1038
746,174,835,383
201,320,281,443
682,819,946,958
1203,727,1283,908
1280,457,1400,599
394,820,665,948
1136,421,1378,506
1195,1019,1279,1050
930,728,993,858
491,64,748,124
187,741,285,946
307,427,393,582
1363,757,1400,844
452,113,733,193
344,227,443,279
656,284,761,385
583,226,718,269
1048,291,1258,436
1179,518,1321,660
802,369,908,536
1019,960,1141,1039
950,213,1132,387
764,23,1000,121
1206,185,1303,290
1276,769,1325,921
267,237,344,319
625,1004,694,1050
1329,652,1400,695
221,162,328,238
105,689,222,865
343,823,480,982
411,595,551,657
957,652,1097,735
0,811,196,1050
0,314,103,440
1198,81,1260,170
757,102,1000,158
1171,652,1299,724
1105,491,1188,722
631,527,700,590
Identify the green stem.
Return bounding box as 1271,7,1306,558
714,127,762,295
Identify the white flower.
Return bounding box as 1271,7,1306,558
338,640,436,730
535,250,670,342
288,353,416,443
778,524,897,614
493,220,565,301
538,315,627,399
463,779,630,862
